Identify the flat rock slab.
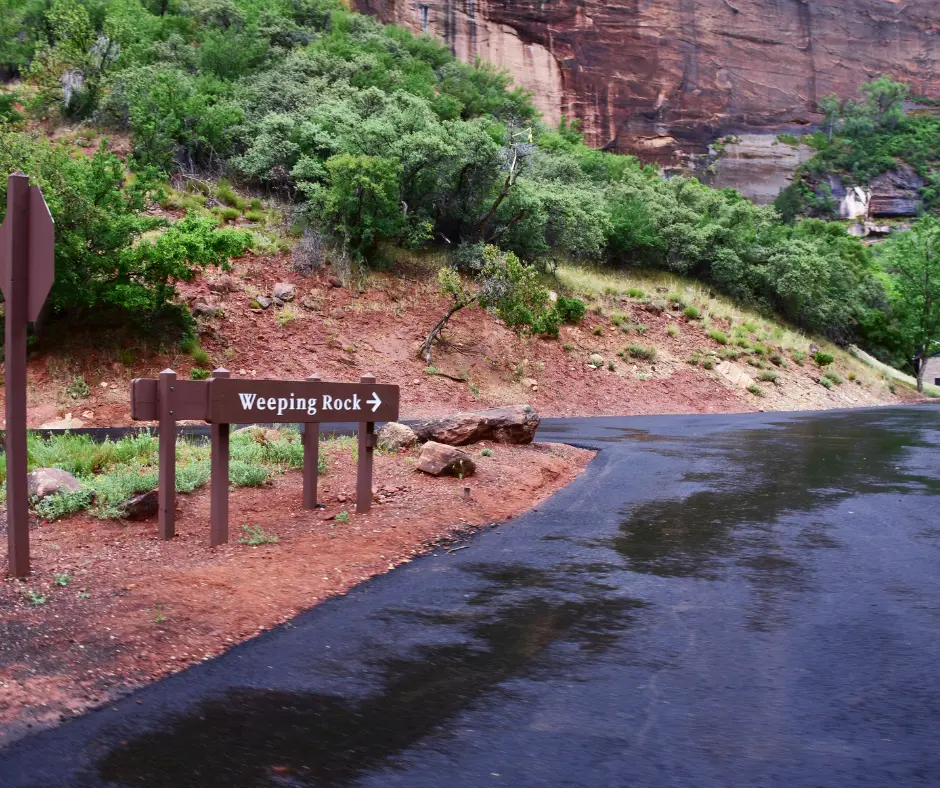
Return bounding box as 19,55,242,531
416,441,476,477
411,405,540,446
716,361,755,390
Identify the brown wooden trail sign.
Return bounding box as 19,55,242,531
1,173,55,578
130,370,400,546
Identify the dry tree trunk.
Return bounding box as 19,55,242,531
421,297,476,365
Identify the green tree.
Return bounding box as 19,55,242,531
878,218,940,391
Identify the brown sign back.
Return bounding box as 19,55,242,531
207,378,400,424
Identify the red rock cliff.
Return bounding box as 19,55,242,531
353,0,940,162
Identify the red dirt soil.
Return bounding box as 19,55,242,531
1,254,920,430
0,440,592,745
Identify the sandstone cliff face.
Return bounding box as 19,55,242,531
354,0,940,164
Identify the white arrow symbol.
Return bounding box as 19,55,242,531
367,392,382,413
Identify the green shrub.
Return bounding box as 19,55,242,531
701,356,716,370
555,296,586,324
229,460,269,487
190,367,211,380
66,378,90,399
683,305,701,320
635,324,648,335
769,352,787,368
823,370,844,384
182,339,212,367
238,524,279,546
626,288,646,299
792,350,807,366
592,326,604,336
666,324,680,338
34,488,94,521
747,384,763,396
819,377,834,389
627,344,657,362
814,351,835,366
757,370,779,383
0,133,249,328
708,329,729,345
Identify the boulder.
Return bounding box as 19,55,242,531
327,275,344,289
119,490,159,521
411,405,540,446
27,468,81,500
377,422,417,451
192,301,221,318
208,274,239,294
589,353,604,368
417,441,476,477
273,282,296,302
330,308,345,320
254,296,273,310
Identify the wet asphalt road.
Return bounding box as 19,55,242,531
2,406,940,787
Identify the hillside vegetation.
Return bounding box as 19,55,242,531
0,0,935,393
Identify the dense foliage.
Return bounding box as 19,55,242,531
0,0,923,360
0,130,249,329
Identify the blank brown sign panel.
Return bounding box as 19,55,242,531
207,378,400,424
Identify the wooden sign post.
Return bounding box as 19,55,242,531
130,371,399,546
1,173,55,578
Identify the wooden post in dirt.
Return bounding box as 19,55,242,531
1,173,55,578
357,373,376,514
209,368,230,546
303,374,321,510
158,369,177,540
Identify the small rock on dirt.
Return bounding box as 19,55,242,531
300,296,319,311
327,275,343,289
39,416,85,429
254,296,273,310
27,468,81,500
417,442,476,477
273,282,296,302
192,301,221,318
208,274,239,294
377,422,417,451
119,490,159,521
331,308,345,320
411,405,540,446
589,353,604,367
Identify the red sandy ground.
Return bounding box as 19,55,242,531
0,440,591,745
3,253,919,430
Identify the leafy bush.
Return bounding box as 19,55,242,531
555,295,586,324
0,132,250,331
626,344,657,362
708,329,729,345
190,368,211,380
757,370,779,383
747,384,763,396
229,460,269,487
814,351,835,366
683,305,701,320
819,377,834,390
34,488,95,521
